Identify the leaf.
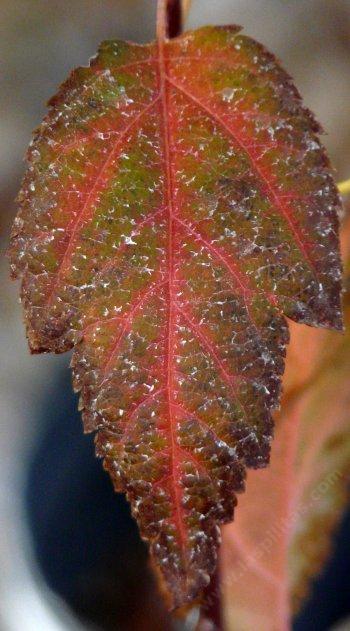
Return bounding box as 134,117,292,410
220,219,350,631
9,23,342,608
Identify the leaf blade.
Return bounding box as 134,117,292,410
9,26,343,607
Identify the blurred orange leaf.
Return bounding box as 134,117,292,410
220,219,350,630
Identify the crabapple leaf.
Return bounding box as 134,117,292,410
9,26,342,608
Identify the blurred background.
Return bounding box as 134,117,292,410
1,1,350,629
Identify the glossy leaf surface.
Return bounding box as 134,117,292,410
221,219,350,630
9,26,342,607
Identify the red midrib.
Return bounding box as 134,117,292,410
158,40,188,553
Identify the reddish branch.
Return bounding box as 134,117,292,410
157,0,183,40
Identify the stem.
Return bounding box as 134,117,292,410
338,178,350,197
157,0,184,41
157,0,167,41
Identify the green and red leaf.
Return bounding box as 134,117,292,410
9,23,342,608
